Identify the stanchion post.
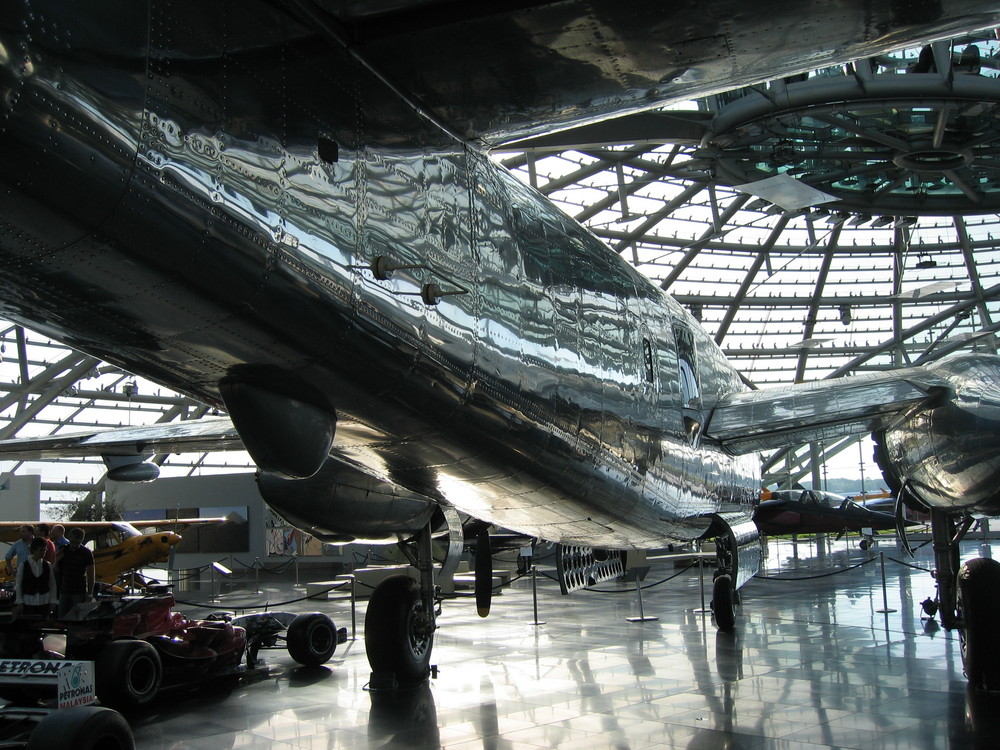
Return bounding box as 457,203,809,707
876,551,897,614
694,541,711,615
530,563,545,626
350,575,356,640
625,566,658,622
210,561,233,603
255,557,261,594
699,550,705,612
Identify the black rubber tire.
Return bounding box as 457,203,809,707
364,575,433,686
26,706,134,750
286,612,337,666
711,574,737,632
958,557,1000,690
95,639,162,711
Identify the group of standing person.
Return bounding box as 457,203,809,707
4,523,96,619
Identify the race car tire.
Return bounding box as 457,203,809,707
26,706,134,750
365,575,433,686
286,612,337,666
95,639,163,710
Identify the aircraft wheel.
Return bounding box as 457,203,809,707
958,557,1000,690
286,613,337,666
365,575,433,686
26,706,134,750
95,639,162,710
711,574,737,632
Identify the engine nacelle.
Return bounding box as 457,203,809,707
256,459,440,544
875,354,1000,515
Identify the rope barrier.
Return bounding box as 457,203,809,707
173,580,352,612
252,557,297,575
755,556,877,580
582,562,699,593
887,556,933,573
438,569,534,599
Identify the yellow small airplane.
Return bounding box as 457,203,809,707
0,518,230,586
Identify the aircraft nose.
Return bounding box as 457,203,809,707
163,533,182,546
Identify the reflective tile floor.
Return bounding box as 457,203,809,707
125,537,1000,749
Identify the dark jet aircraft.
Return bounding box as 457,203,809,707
1,0,1000,690
753,488,902,538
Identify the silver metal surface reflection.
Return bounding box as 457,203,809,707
0,1,998,556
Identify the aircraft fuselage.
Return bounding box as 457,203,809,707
4,1,1000,548
0,0,764,549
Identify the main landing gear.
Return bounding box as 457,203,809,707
705,511,760,633
711,569,737,632
364,525,441,689
928,508,1000,690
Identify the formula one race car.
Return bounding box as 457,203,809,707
0,592,343,711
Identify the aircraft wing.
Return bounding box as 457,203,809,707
0,524,35,543
129,515,242,533
704,367,952,456
293,1,1000,148
0,417,243,461
0,520,136,543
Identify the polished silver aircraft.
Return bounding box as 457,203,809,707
1,0,1000,689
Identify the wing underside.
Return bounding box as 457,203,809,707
0,367,953,468
0,417,244,461
295,0,1000,147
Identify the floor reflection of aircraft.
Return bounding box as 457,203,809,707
367,682,441,750
1,0,1000,691
0,518,228,586
753,488,903,540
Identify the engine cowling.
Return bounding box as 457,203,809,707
875,354,1000,514
255,458,440,543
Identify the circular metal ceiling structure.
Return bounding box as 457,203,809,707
704,44,1000,215
3,35,1000,502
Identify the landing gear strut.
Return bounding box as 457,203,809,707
704,511,759,633
364,525,439,688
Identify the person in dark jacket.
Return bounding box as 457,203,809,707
55,527,95,619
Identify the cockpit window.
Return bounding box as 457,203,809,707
673,324,701,408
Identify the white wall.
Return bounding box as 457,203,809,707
0,474,41,562
0,473,41,521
